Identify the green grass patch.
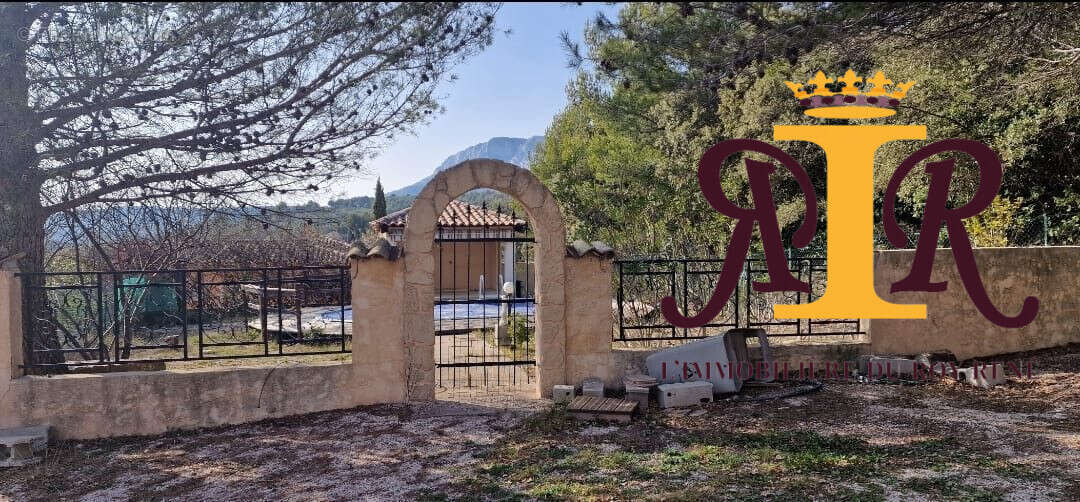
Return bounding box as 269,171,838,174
900,475,1005,502
440,409,1043,501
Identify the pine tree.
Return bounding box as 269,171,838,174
373,178,387,219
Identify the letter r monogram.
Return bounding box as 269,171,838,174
660,139,818,328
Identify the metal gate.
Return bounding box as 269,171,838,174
433,205,536,388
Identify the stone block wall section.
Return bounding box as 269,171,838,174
870,246,1080,360
564,251,621,388
0,255,399,440
1,257,24,389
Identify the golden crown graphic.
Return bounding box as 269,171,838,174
785,69,915,119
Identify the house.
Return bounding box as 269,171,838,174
371,200,528,298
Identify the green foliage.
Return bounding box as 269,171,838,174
373,178,387,219
505,313,532,347
964,196,1023,248
534,2,1080,255
339,210,372,242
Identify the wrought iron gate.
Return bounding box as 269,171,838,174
433,209,536,388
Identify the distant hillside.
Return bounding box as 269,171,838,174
387,135,544,197
325,193,412,213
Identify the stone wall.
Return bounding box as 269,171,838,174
349,252,409,403
0,258,23,385
0,255,408,440
564,255,618,388
0,161,621,439
870,247,1080,359
0,363,358,440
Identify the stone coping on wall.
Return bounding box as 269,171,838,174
565,240,615,259
348,237,400,261
13,359,352,377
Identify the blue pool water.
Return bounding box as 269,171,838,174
322,300,535,322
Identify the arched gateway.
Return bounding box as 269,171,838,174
349,159,615,402
401,159,568,398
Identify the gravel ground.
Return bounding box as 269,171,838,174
2,345,1078,501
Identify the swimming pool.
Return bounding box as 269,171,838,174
321,300,536,322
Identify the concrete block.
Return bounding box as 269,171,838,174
657,381,714,408
0,425,49,467
867,356,916,379
582,377,604,397
958,363,1007,389
553,385,574,404
625,385,650,416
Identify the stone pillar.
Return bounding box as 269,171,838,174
0,256,24,382
348,243,408,404
563,244,617,389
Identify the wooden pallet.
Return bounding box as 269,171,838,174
566,396,638,423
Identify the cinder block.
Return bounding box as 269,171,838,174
552,385,574,404
657,381,713,408
958,363,1007,389
625,385,650,416
9,443,33,460
0,425,48,467
582,378,604,397
867,356,916,379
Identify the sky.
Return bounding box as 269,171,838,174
330,2,621,201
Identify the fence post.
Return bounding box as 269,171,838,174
0,255,25,380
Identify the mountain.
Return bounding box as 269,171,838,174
388,135,544,197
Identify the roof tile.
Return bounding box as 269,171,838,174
372,200,525,229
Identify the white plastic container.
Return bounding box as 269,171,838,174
644,329,773,394
645,334,741,393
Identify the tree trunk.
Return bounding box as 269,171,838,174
0,4,43,272
0,4,60,367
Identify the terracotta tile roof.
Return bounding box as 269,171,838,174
372,200,525,229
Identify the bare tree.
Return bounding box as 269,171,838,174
0,2,499,273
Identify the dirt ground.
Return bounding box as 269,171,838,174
2,345,1079,501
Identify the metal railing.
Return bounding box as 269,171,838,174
19,265,350,373
615,257,864,342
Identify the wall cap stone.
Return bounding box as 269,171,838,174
347,238,400,261
566,240,615,259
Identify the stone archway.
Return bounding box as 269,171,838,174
401,159,567,399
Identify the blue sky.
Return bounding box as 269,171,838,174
334,2,621,200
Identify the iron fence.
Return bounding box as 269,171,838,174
615,257,865,342
19,265,350,373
